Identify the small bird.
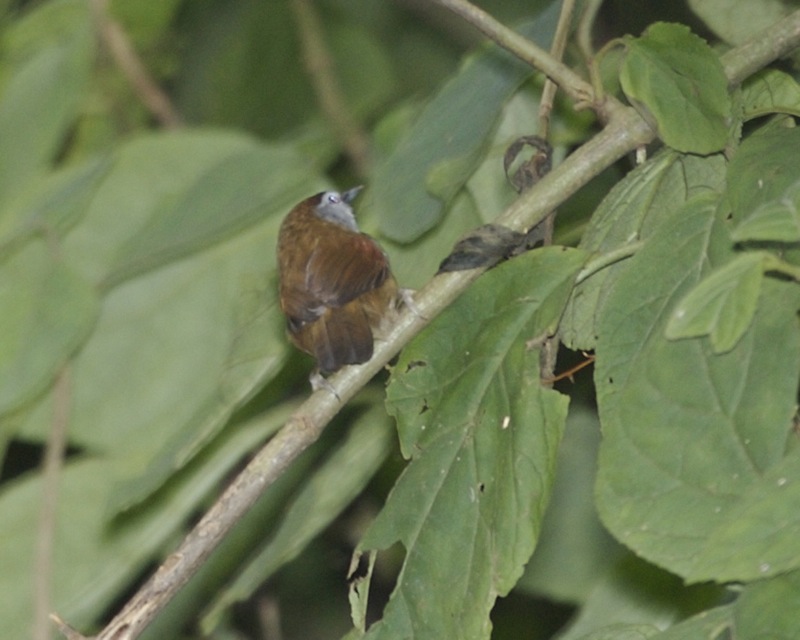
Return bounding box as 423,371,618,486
277,187,399,387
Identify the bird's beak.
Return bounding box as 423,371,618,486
342,185,364,204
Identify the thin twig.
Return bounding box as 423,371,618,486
433,0,601,113
290,0,372,178
538,0,575,141
537,0,577,382
33,367,72,640
50,613,88,640
69,9,800,640
576,0,605,100
89,0,182,128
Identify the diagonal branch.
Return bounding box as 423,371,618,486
71,7,800,640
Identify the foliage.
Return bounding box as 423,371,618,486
1,0,800,639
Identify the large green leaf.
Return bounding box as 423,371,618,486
358,247,586,639
652,606,733,640
14,132,322,509
595,194,800,579
732,183,800,243
0,157,110,252
74,135,313,288
619,23,730,154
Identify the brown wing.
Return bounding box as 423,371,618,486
304,231,390,308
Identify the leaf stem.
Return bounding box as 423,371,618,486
763,253,800,282
576,241,645,285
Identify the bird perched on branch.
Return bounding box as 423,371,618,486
277,187,400,389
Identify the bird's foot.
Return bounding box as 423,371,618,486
310,371,340,400
399,288,425,319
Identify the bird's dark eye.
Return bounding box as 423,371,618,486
327,193,340,204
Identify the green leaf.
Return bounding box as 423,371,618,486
557,555,721,640
733,571,800,639
105,143,313,287
740,69,800,121
372,5,559,243
653,606,733,640
595,196,800,579
687,0,795,46
0,240,98,414
572,625,659,640
688,451,800,582
561,150,727,351
15,133,316,507
103,258,289,512
665,251,764,353
619,23,730,154
727,124,800,228
361,247,586,639
732,182,800,243
0,0,93,214
21,158,110,237
519,405,623,604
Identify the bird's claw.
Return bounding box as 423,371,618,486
310,371,341,400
